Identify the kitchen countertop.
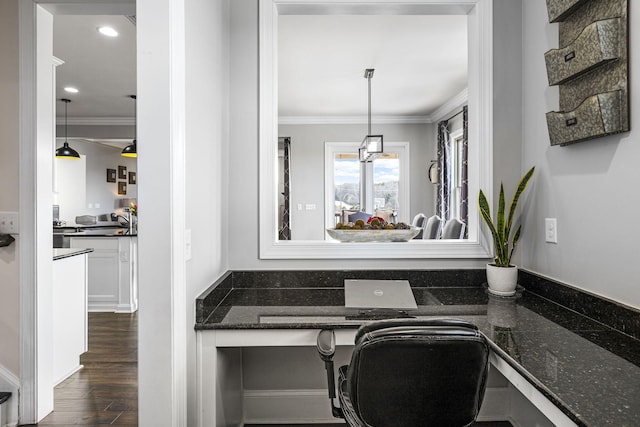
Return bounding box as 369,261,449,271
53,248,94,260
55,225,136,237
196,278,640,427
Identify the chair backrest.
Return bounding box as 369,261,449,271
422,215,442,239
374,208,394,224
346,318,489,427
441,217,466,239
75,215,96,225
411,213,426,227
348,211,372,223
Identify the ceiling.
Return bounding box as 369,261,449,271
278,14,468,121
54,14,136,121
53,12,467,136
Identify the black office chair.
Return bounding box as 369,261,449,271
317,319,490,427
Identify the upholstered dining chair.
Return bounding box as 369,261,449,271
441,217,466,239
348,211,373,223
422,214,442,239
317,318,490,427
411,213,426,239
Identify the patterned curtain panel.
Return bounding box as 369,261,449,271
278,138,291,240
461,105,469,237
436,120,451,221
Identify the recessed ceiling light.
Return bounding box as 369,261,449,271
64,87,79,94
97,26,118,37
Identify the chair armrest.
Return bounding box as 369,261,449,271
317,329,336,362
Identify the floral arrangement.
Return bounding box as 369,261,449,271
335,216,410,230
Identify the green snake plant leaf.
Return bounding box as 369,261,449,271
479,190,500,260
507,224,522,267
507,166,535,234
497,183,506,254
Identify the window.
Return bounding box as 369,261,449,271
449,129,464,220
325,142,410,232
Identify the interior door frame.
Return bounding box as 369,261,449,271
17,1,172,424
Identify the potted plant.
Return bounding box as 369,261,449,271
479,166,535,296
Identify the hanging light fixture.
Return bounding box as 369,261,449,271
55,99,80,159
121,95,137,158
359,68,383,162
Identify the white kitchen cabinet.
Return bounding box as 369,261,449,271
70,236,138,312
52,250,89,385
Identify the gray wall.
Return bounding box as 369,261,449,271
520,0,640,309
228,0,523,270
0,0,20,377
185,0,229,424
279,123,435,240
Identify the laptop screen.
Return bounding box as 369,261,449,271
344,279,418,311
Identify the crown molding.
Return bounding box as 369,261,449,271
56,116,135,126
278,88,468,126
52,56,64,66
279,115,432,125
428,87,468,122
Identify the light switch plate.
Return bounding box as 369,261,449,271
545,218,557,243
0,211,19,234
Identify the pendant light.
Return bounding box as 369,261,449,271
121,95,137,158
359,68,383,162
55,99,80,159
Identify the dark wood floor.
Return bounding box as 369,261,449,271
34,312,138,426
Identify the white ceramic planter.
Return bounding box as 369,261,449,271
486,263,518,296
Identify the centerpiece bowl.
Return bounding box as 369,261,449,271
326,226,421,243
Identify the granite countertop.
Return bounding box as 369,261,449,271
62,228,136,237
196,276,640,427
55,226,136,237
53,248,94,260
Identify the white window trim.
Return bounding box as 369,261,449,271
259,0,494,259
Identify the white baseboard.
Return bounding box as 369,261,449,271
243,387,510,425
0,364,19,427
115,303,137,313
88,303,137,313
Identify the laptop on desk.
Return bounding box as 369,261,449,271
344,279,418,311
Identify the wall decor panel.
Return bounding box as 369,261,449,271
544,0,628,146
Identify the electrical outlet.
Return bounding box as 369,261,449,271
545,218,557,243
0,212,19,234
305,203,316,210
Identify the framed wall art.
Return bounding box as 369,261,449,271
107,168,116,183
118,165,127,179
118,181,127,195
128,171,136,185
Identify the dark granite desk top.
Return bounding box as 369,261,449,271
196,272,640,427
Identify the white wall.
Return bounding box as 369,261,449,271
54,155,87,224
520,0,640,309
185,0,229,424
279,123,435,240
228,0,523,270
0,0,21,380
